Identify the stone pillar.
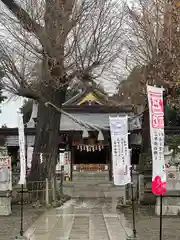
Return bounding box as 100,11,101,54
0,158,12,216
155,167,180,215
155,191,180,215
0,191,11,215
138,174,144,203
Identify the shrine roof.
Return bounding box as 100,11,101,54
59,112,141,131
63,86,108,106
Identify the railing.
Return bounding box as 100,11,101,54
12,174,65,206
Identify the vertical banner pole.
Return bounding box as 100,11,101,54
20,184,24,236
17,111,27,239
131,166,136,238
159,195,163,240
146,85,166,240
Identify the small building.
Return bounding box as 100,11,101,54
0,87,142,182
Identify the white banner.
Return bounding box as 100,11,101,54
17,112,26,185
147,85,166,195
109,116,131,186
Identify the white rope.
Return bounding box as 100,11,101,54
45,102,106,131
45,102,140,131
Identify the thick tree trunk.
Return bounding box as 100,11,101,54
141,106,150,153
138,106,151,173
28,88,66,182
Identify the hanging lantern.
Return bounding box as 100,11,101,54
98,131,104,141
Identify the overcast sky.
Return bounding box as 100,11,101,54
0,95,24,127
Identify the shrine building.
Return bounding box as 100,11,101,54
0,87,142,181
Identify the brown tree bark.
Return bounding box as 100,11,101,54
28,87,67,182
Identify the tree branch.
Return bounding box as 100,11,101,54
18,87,41,101
0,0,46,48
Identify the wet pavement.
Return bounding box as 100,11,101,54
24,198,133,240
121,205,180,240
0,204,45,240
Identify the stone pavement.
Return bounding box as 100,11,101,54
24,198,133,240
0,204,45,240
120,205,180,240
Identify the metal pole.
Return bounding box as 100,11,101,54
159,195,163,240
20,184,24,236
19,125,26,237
60,165,64,196
131,166,137,238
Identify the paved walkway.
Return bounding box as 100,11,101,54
121,205,180,240
24,198,133,240
0,204,45,240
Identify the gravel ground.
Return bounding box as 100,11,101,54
120,205,180,240
0,204,45,240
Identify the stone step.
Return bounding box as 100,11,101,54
72,172,109,178
72,175,109,178
66,187,126,198
64,184,113,189
73,171,109,175
73,179,110,182
72,178,110,182
73,175,109,177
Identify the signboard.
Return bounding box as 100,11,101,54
56,152,65,172
64,151,71,178
147,85,166,195
109,116,131,186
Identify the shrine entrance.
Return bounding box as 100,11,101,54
73,144,111,177
72,129,110,172
74,145,107,165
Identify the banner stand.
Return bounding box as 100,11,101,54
130,166,136,238
159,195,163,240
15,184,27,239
15,111,27,240
20,184,24,237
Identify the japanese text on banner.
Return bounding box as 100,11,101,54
109,116,131,186
147,85,166,195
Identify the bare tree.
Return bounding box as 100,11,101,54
118,0,180,166
124,0,165,71
0,0,125,180
118,0,180,106
114,0,165,111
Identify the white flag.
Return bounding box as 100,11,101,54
17,112,26,185
109,116,131,186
